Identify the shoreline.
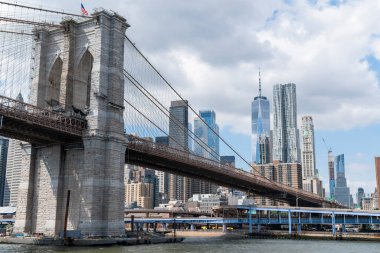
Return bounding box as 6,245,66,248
250,230,380,241
175,230,239,238
0,235,185,246
174,230,380,242
1,230,380,246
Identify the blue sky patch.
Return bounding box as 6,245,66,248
366,54,380,83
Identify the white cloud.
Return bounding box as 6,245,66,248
120,0,380,134
15,0,380,134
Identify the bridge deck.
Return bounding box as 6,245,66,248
0,95,86,144
125,137,341,208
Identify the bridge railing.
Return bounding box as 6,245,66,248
126,135,333,206
0,95,86,136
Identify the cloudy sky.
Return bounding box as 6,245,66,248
11,0,380,198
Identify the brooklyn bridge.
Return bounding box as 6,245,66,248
0,2,341,237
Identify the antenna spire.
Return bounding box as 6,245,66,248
258,69,262,98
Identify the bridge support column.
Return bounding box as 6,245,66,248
332,212,336,237
14,11,129,238
343,214,346,233
190,224,195,231
222,224,226,232
297,224,301,234
249,207,253,234
288,210,292,235
297,212,301,234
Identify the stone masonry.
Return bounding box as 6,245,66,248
13,11,128,237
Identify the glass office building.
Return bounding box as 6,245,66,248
194,110,219,161
251,73,270,164
334,154,353,207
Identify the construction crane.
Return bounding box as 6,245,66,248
322,138,331,152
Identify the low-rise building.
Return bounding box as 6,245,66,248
372,190,378,210
362,197,374,211
303,177,324,197
191,194,227,213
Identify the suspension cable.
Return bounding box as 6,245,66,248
0,1,93,19
124,69,220,161
124,35,266,179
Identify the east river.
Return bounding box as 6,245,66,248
1,237,380,253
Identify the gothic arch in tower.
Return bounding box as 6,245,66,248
47,56,63,107
72,50,93,110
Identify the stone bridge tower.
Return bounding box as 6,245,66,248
14,11,128,237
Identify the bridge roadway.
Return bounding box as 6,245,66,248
125,136,342,208
125,205,380,236
0,95,86,144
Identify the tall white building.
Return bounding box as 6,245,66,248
301,116,317,178
3,139,23,206
300,115,324,197
272,83,300,163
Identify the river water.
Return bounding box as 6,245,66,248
1,237,379,253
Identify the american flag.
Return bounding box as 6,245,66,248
81,3,88,16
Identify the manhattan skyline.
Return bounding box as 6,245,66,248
9,0,380,195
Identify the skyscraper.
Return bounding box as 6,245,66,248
301,116,317,178
251,72,270,164
125,166,157,209
3,138,23,206
3,93,26,207
194,110,219,194
194,110,219,161
334,154,353,207
356,187,365,208
252,161,303,205
301,116,323,196
272,83,300,163
328,149,335,199
155,136,169,204
168,100,191,202
169,100,189,151
0,137,9,206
